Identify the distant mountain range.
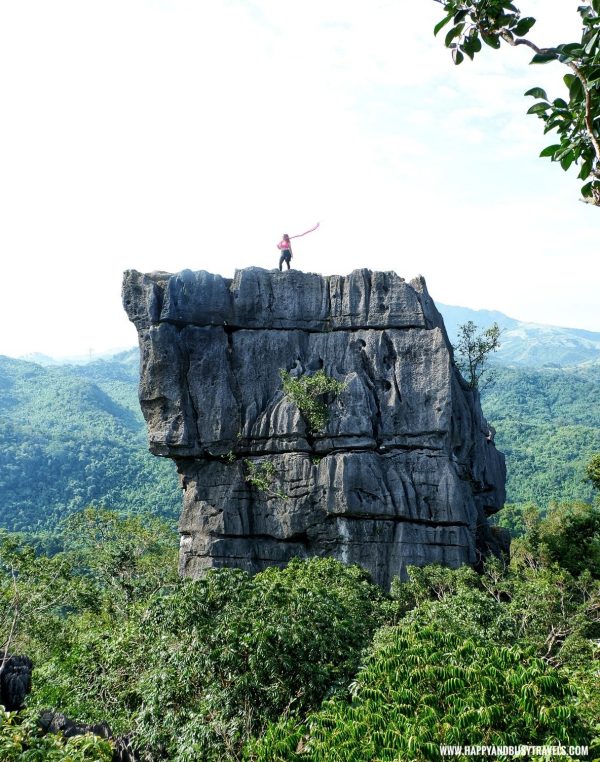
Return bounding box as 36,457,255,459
17,306,600,370
19,348,134,367
437,304,600,368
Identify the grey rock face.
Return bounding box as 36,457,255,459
123,267,506,588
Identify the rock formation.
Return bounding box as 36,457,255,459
123,267,506,588
0,654,32,711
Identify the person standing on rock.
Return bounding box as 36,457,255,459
277,234,293,271
276,223,320,270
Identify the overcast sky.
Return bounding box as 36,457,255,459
1,0,598,358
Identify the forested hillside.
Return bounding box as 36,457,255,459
0,352,180,533
481,364,600,508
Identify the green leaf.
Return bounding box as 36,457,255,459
513,17,536,37
567,75,585,101
482,33,501,49
433,14,453,37
585,30,600,54
530,51,558,64
524,87,548,100
539,144,561,158
557,42,584,57
560,150,575,170
452,48,464,65
578,159,593,179
526,102,550,115
554,143,576,161
445,23,465,47
462,35,480,60
453,9,469,24
581,180,594,197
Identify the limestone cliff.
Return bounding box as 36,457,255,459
123,267,507,588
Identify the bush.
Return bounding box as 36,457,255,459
531,502,600,578
0,709,112,761
31,558,384,761
279,370,346,433
247,623,590,761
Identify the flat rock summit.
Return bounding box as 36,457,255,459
123,267,507,588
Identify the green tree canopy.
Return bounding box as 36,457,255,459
453,321,501,389
586,453,600,491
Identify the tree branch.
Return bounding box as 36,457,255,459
499,29,600,173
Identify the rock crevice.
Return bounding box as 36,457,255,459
123,267,507,588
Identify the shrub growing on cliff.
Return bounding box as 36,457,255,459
279,369,346,433
244,459,288,499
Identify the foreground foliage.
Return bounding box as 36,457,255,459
0,504,598,759
1,514,383,761
249,548,600,761
0,710,113,760
247,627,587,761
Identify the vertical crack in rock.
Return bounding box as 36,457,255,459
123,267,508,588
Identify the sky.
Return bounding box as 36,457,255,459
0,0,598,359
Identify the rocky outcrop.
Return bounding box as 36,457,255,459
39,713,137,761
0,654,32,711
123,267,506,588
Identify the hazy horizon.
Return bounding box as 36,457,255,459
4,292,599,363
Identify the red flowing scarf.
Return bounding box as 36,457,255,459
289,222,320,240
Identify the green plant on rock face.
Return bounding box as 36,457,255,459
279,369,346,433
244,459,288,500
